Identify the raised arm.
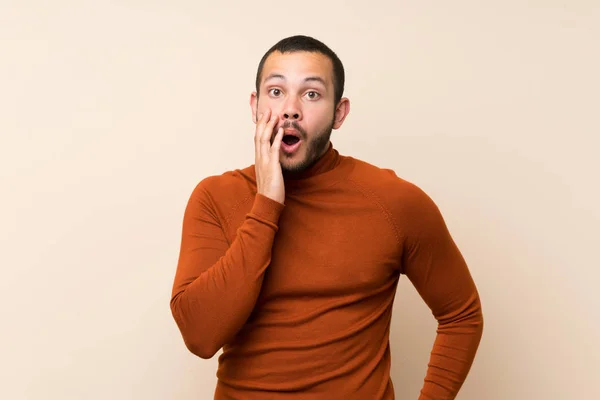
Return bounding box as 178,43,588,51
399,185,484,399
170,185,285,359
171,109,287,359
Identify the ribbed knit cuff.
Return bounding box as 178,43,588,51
248,194,285,227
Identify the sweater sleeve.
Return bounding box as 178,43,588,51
170,182,285,359
398,184,484,399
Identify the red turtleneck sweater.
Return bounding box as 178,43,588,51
170,142,483,399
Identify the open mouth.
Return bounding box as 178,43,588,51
282,135,300,145
280,130,302,154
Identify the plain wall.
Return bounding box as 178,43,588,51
1,1,598,399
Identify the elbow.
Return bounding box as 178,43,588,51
183,338,220,360
170,294,221,360
472,294,484,331
477,306,484,336
438,293,485,334
465,294,484,333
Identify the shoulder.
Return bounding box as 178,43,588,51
346,157,443,236
187,165,256,210
346,157,432,207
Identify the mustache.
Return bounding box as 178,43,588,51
279,121,306,138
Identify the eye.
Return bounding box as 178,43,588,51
268,88,282,97
306,91,320,100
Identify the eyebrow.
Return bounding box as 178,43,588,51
264,73,327,87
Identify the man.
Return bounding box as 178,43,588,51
170,35,484,399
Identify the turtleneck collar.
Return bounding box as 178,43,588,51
240,141,355,196
236,141,354,194
281,141,353,193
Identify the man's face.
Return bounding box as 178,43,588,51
251,51,349,174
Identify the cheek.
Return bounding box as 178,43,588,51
258,100,283,117
310,107,335,126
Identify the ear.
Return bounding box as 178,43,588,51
333,97,350,130
250,92,258,124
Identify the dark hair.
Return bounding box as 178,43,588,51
255,35,345,105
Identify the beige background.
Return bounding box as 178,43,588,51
1,1,599,399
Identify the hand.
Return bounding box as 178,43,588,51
254,109,285,204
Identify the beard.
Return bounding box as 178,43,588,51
278,116,335,175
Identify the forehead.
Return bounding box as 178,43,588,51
261,51,333,86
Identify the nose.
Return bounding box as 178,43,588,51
281,97,302,121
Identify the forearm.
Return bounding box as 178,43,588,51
170,193,284,359
418,293,484,399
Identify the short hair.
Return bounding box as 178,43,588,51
255,35,345,105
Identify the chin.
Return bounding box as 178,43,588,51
280,156,307,173
281,161,305,174
282,152,321,175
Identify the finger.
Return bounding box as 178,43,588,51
255,110,271,146
255,110,270,158
262,111,278,141
256,109,271,136
254,110,269,142
271,126,285,155
261,114,278,160
260,114,277,161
